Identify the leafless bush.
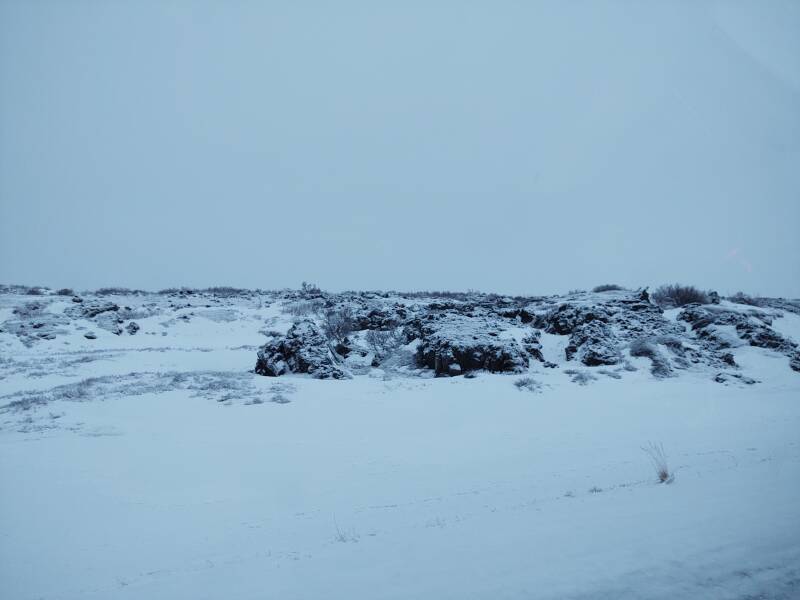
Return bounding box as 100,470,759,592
728,291,762,307
321,307,355,343
56,288,75,296
597,369,621,379
514,376,541,392
630,338,657,359
395,290,474,301
563,369,597,385
202,286,250,297
652,284,708,308
365,328,402,359
300,281,322,297
282,299,325,317
630,339,672,378
95,287,145,296
333,515,359,543
592,284,624,293
642,441,673,483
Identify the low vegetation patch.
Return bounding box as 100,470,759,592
728,291,762,307
95,287,146,296
592,284,624,293
282,299,325,317
652,284,709,308
563,369,597,385
514,376,542,392
365,328,403,361
642,441,674,483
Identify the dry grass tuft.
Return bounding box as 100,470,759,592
642,441,674,483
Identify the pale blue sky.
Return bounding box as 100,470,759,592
1,0,798,296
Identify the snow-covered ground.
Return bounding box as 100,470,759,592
1,290,799,599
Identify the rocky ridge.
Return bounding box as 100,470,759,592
1,286,797,383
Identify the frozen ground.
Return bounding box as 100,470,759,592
1,289,799,599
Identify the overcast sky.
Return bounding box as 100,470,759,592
1,0,798,296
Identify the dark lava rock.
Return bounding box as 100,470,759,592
255,320,349,379
539,292,714,370
499,308,535,324
65,300,119,320
541,304,611,336
2,301,70,345
126,321,140,335
84,331,97,340
412,312,529,376
351,305,406,331
565,321,620,366
521,331,545,362
679,305,797,355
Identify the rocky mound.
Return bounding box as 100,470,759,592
0,301,69,345
536,290,690,368
2,285,797,383
678,305,800,372
255,320,349,379
408,311,529,376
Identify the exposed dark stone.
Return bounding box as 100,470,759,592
126,321,140,335
412,312,529,376
334,340,352,357
543,304,611,336
521,331,544,362
255,320,349,379
565,321,621,366
65,301,119,319
680,305,796,352
499,308,535,324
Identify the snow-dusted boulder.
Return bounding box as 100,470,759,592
0,301,70,346
540,304,612,336
411,312,529,376
63,300,124,334
521,331,545,362
255,320,349,379
538,292,691,368
565,320,621,366
65,300,119,320
351,305,407,331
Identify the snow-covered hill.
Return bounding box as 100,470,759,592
1,286,799,599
